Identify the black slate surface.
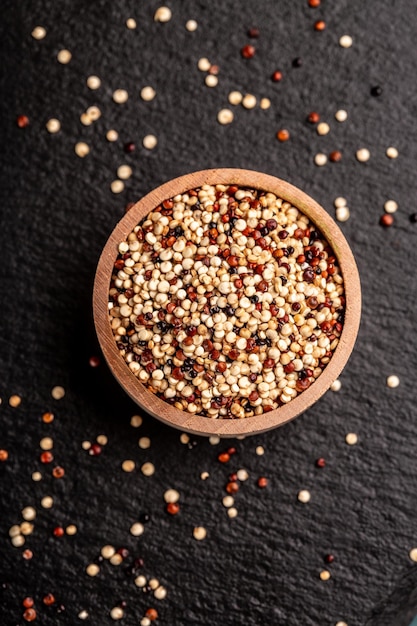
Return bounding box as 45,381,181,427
1,1,417,625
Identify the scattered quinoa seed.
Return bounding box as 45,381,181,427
46,118,61,133
386,146,399,159
110,607,124,620
143,134,158,149
86,564,100,577
330,379,342,391
106,129,119,142
380,214,394,227
139,437,151,449
387,375,400,388
130,522,145,536
193,526,207,540
409,548,417,562
126,18,137,29
336,207,350,222
320,570,331,581
334,197,347,208
164,489,180,503
75,142,90,157
197,58,211,71
87,75,101,90
41,496,53,508
141,86,156,101
117,165,132,180
345,433,358,445
277,129,290,142
384,200,398,213
122,459,135,472
298,489,311,503
154,6,172,22
242,94,257,109
131,415,143,427
185,20,198,32
205,75,218,88
141,462,155,476
32,26,46,40
260,98,271,110
180,433,190,444
314,153,327,166
57,49,72,64
256,446,265,456
356,148,370,162
228,91,243,105
217,109,234,124
113,89,128,103
339,35,353,48
317,122,330,135
9,395,22,407
111,180,125,194
335,109,348,122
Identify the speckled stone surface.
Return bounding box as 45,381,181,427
1,1,417,624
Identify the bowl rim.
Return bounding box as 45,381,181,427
93,168,361,437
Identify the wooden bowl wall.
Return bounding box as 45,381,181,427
93,169,361,437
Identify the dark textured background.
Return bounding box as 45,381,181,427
1,1,417,624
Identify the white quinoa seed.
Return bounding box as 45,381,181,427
141,86,156,101
256,446,265,456
117,165,132,180
164,489,180,503
387,375,400,388
46,118,61,133
336,206,350,222
57,49,72,64
409,548,417,562
386,146,399,159
237,469,249,481
197,57,211,71
138,436,151,449
317,122,330,136
20,522,34,535
314,153,328,166
205,75,218,88
106,129,119,142
78,611,89,620
40,437,53,450
356,148,370,162
228,507,238,518
96,434,108,445
9,525,21,538
126,18,137,29
298,489,311,503
141,619,151,626
11,535,25,547
143,134,158,149
320,570,331,581
82,441,91,450
209,436,220,445
113,89,128,103
228,91,243,105
345,433,358,445
384,200,398,214
217,109,234,124
185,20,198,32
66,524,77,535
154,6,172,22
110,554,123,566
86,563,100,577
101,545,116,559
122,459,135,472
32,26,46,40
334,196,347,208
86,106,101,121
130,522,145,536
80,113,92,126
87,75,101,90
260,98,271,110
9,395,21,407
22,506,36,521
110,607,124,620
222,496,234,507
111,180,125,194
75,142,90,157
141,462,155,476
193,526,207,540
51,385,65,399
130,415,143,427
135,575,147,587
336,623,348,626
32,472,42,482
149,578,159,590
200,472,210,480
335,109,348,122
330,379,342,392
180,433,190,444
242,94,257,109
154,586,167,599
339,35,353,48
41,496,53,508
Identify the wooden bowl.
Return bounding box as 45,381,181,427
93,169,361,437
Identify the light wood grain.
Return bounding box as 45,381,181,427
93,169,361,437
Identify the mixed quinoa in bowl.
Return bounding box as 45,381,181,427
108,183,345,419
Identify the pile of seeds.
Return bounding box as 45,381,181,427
108,184,345,418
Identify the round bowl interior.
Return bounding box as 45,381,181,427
93,168,361,437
